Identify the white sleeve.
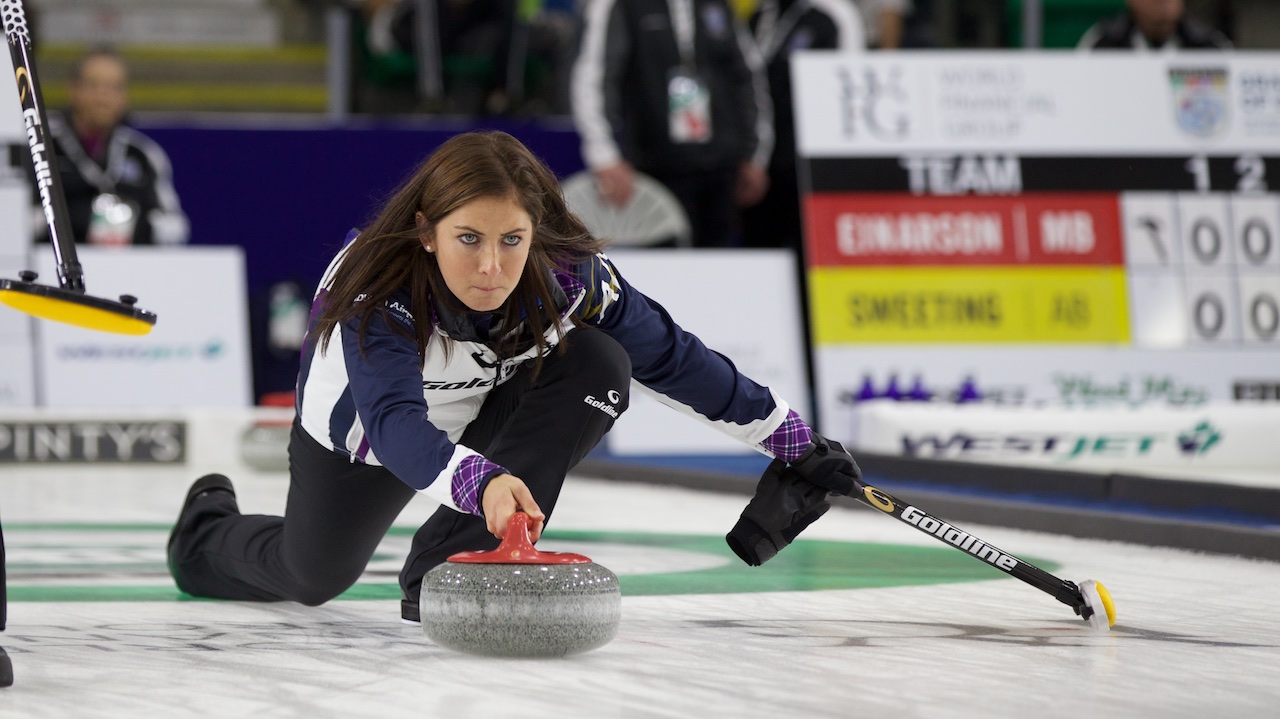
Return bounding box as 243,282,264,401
571,0,626,170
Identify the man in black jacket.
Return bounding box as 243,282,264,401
1077,0,1231,50
743,0,863,250
570,0,773,247
36,48,188,246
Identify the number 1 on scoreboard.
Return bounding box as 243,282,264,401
1122,193,1185,347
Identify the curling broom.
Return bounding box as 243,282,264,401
0,0,156,335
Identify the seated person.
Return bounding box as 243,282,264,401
37,47,189,246
1077,0,1231,50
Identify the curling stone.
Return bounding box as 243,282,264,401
419,512,621,657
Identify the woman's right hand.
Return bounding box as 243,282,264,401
481,473,546,542
594,162,635,208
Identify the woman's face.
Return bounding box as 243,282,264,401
421,195,532,312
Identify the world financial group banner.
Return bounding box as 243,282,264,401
791,51,1280,452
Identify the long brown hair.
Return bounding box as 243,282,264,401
312,131,605,367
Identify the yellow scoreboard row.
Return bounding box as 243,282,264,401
807,266,1130,344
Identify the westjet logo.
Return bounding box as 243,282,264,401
901,422,1222,461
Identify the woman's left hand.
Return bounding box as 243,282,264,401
481,473,546,542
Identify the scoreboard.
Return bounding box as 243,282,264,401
1122,188,1280,347
791,51,1280,440
805,165,1280,347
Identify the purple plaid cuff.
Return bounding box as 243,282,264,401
760,410,813,462
452,455,508,516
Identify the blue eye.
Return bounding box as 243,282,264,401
458,233,478,244
503,235,523,246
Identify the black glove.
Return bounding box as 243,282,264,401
726,458,832,566
788,432,861,497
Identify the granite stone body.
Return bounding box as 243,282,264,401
420,561,622,657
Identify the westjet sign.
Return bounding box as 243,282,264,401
900,424,1220,462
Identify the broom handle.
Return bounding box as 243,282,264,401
3,0,85,292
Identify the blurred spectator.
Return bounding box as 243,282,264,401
1077,0,1231,50
518,0,583,114
742,0,862,249
362,0,522,114
853,0,909,49
38,47,188,246
571,0,773,248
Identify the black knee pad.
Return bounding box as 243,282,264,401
564,328,631,381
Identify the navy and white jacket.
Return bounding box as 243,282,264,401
296,237,795,515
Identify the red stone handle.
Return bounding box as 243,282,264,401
446,511,592,564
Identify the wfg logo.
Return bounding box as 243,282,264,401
836,65,910,141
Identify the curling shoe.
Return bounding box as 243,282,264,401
167,474,237,562
402,598,421,625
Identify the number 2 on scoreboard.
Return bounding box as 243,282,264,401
1184,154,1269,194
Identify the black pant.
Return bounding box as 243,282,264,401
649,166,741,248
169,328,631,605
741,167,802,251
